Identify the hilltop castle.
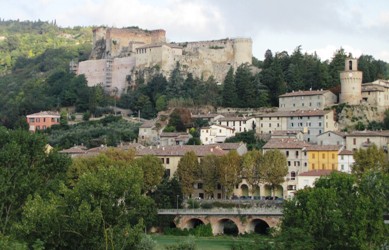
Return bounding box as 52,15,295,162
70,27,253,96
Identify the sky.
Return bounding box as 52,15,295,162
1,0,389,62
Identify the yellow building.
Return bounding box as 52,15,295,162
307,145,343,171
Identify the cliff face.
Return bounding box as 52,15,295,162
337,104,383,130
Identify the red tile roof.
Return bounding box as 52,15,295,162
136,145,227,157
299,170,335,176
26,111,60,117
307,145,342,151
339,149,353,155
263,138,311,149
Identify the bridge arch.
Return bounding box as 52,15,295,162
213,218,240,235
246,218,270,235
182,217,206,229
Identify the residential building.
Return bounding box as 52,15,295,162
159,132,192,146
338,149,355,173
257,110,337,143
307,145,343,171
317,131,346,146
270,130,304,141
361,80,389,110
138,120,161,145
26,111,60,132
296,170,334,190
256,112,288,135
200,124,235,144
191,113,224,124
216,117,256,133
279,90,337,111
345,130,389,151
262,138,311,198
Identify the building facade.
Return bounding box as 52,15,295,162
200,124,235,145
279,90,337,111
26,111,60,132
307,145,342,171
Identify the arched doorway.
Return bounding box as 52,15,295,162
247,219,270,235
252,185,260,197
185,218,204,229
240,184,249,197
217,219,239,235
264,184,283,198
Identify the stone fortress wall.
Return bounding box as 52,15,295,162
75,27,253,96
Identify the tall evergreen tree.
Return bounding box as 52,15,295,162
222,67,237,107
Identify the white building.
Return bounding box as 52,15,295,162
279,90,337,111
338,149,355,173
297,170,334,190
200,124,235,145
216,117,256,133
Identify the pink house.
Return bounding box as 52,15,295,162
26,111,60,132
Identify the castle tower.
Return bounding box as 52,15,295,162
339,58,362,105
232,38,252,67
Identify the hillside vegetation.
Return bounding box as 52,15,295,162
0,20,388,130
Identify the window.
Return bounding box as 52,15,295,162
164,169,171,178
288,161,291,166
341,164,344,170
332,164,335,170
43,118,46,122
36,118,40,122
304,162,307,167
322,153,325,159
322,164,325,169
291,171,296,180
161,158,165,164
29,118,35,123
312,154,315,159
166,158,170,164
353,138,356,145
319,122,322,127
198,183,203,189
286,151,289,157
312,163,315,169
332,154,335,159
217,184,222,190
43,125,46,130
295,151,299,157
341,155,344,160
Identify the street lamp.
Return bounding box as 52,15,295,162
176,195,179,214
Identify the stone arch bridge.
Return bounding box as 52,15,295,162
158,208,282,235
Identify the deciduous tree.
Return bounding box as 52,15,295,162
176,151,199,197
260,149,287,197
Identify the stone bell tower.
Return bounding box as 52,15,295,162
339,58,362,105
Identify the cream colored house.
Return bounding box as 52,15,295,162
216,117,256,133
262,138,311,198
200,124,235,145
257,110,337,143
317,131,346,146
345,130,389,151
279,90,337,111
296,170,334,190
135,143,246,199
361,79,389,110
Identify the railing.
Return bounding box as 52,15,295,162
158,208,283,216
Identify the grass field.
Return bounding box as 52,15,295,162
151,235,259,250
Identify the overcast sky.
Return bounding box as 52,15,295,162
2,0,389,62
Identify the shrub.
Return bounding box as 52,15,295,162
135,234,157,250
200,202,213,209
165,235,196,250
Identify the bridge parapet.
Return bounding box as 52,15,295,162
158,208,283,216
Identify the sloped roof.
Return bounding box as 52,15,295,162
263,138,311,149
298,169,335,176
306,145,342,151
27,111,60,117
279,90,331,97
136,145,227,157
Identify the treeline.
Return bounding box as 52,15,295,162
257,46,389,106
0,127,181,249
0,19,92,75
176,149,287,199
